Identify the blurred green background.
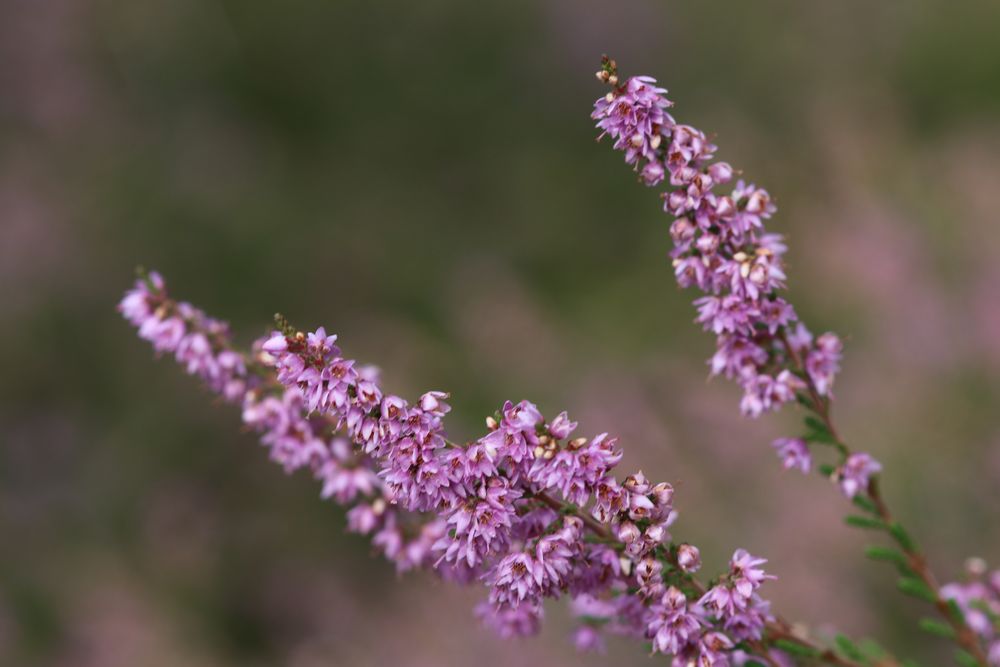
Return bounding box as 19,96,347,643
2,0,1000,664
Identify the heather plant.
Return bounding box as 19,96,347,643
118,58,999,667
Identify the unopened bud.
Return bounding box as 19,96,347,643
676,543,701,573
966,557,988,577
617,520,641,544
485,416,499,430
651,482,674,507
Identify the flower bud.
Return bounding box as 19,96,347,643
643,522,667,545
617,520,641,544
670,218,696,243
677,543,701,573
708,161,734,184
628,493,655,520
623,472,650,495
636,555,662,580
651,482,674,507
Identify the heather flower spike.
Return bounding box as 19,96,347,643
593,55,992,665
118,56,997,666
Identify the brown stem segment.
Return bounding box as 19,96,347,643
779,330,988,666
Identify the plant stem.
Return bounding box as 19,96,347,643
779,331,988,666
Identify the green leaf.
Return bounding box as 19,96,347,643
845,515,885,530
889,522,917,552
833,634,865,660
804,416,828,433
864,546,915,576
897,577,937,603
803,417,838,445
918,618,955,638
858,638,888,658
852,495,879,514
947,598,966,625
772,638,822,658
577,615,610,626
864,545,905,563
817,463,836,477
955,649,980,667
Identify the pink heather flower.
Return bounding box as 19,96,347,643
677,543,702,573
641,160,665,186
592,75,675,166
710,334,769,379
547,411,578,439
729,549,776,601
836,453,882,498
699,631,736,665
701,583,744,619
771,437,811,474
695,295,760,336
647,586,707,656
941,564,1000,645
436,481,520,568
724,595,772,642
739,370,805,418
489,551,544,608
535,528,577,589
806,332,843,396
475,601,543,639
345,502,383,535
571,625,606,654
941,581,997,638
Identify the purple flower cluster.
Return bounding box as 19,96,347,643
119,274,443,573
119,272,247,401
592,69,834,418
942,560,1000,665
592,60,882,490
834,452,882,499
121,271,782,664
260,322,777,660
646,547,777,666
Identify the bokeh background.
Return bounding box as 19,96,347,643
2,0,1000,665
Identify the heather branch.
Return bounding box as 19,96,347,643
592,57,993,665
121,272,867,665
779,334,989,666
